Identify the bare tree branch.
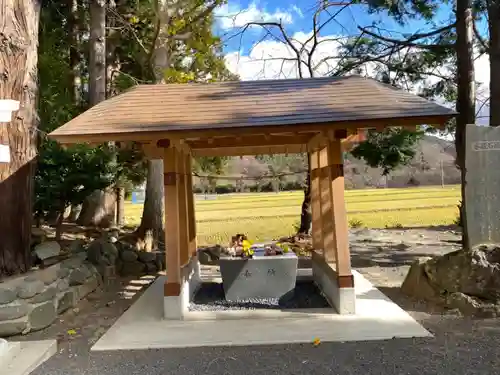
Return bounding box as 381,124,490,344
245,21,305,78
473,20,489,52
358,24,456,50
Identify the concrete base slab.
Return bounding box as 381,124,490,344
0,341,21,367
92,271,431,350
1,340,57,375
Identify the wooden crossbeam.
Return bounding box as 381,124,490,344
187,134,312,149
192,144,307,157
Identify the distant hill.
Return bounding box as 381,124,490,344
344,135,459,189
193,135,460,192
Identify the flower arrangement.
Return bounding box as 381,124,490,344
227,234,253,258
241,239,254,258
227,234,291,258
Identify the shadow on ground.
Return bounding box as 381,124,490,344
383,224,461,232
350,245,442,268
11,276,153,352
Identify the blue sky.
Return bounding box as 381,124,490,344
214,0,457,54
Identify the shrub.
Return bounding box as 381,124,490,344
214,184,235,194
348,218,364,228
385,222,404,229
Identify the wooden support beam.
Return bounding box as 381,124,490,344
192,144,307,157
308,129,355,152
310,150,323,254
334,129,348,139
327,139,353,285
402,125,418,132
163,147,181,296
185,155,197,257
430,123,447,130
171,139,191,154
142,143,164,159
49,114,454,145
308,132,327,152
177,149,190,267
142,138,191,159
188,134,312,149
319,146,335,263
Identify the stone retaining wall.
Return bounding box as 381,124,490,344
0,257,100,337
82,237,166,277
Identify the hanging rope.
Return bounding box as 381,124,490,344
191,170,307,181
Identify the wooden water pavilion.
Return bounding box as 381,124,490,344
49,76,456,318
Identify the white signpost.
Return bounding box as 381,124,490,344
0,99,19,164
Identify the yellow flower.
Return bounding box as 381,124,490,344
276,242,290,253
242,239,252,247
67,329,77,335
312,337,321,347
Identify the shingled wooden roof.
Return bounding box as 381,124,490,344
49,75,456,144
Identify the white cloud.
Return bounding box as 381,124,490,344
291,5,304,18
225,32,345,80
215,1,294,30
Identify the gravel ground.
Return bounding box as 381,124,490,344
189,281,330,311
21,227,500,375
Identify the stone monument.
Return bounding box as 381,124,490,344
465,124,500,247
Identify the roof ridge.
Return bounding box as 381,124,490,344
135,75,358,88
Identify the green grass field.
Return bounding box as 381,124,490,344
124,185,461,245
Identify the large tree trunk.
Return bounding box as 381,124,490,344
136,0,170,242
297,154,311,235
488,0,500,126
78,0,116,227
136,160,165,239
455,0,475,249
0,0,40,276
66,0,82,225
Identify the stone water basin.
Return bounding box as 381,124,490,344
219,245,298,301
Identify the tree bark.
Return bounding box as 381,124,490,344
488,0,500,126
78,0,116,227
55,209,65,242
116,187,125,227
136,160,164,239
67,204,81,221
65,0,82,225
297,153,311,235
0,0,40,276
455,0,475,249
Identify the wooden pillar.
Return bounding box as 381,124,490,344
185,155,197,257
327,139,353,287
319,146,335,263
177,149,190,267
310,150,323,254
163,147,181,297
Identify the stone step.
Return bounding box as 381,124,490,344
1,340,57,375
